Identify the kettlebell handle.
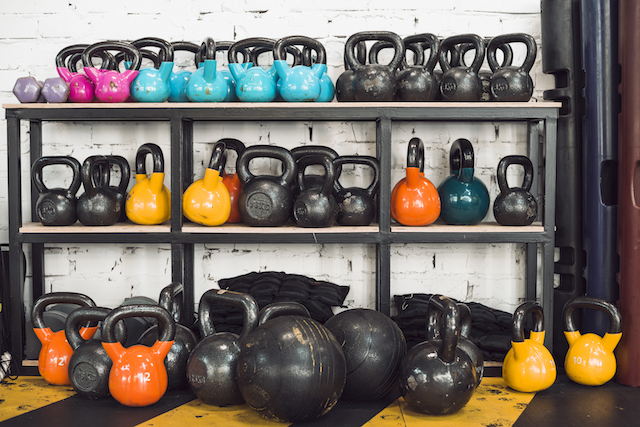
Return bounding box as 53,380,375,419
195,37,216,62
449,138,475,178
82,41,142,71
296,154,335,197
343,41,367,70
57,44,114,71
158,282,185,325
65,307,127,351
426,295,462,364
32,292,96,330
198,289,259,343
105,155,131,195
439,34,485,74
228,37,276,64
459,38,513,69
132,37,174,63
274,36,326,65
102,304,175,344
217,138,246,174
32,156,82,196
332,155,380,197
407,137,425,171
135,143,165,175
258,301,311,326
511,301,545,343
345,31,405,73
208,141,227,173
562,296,622,335
487,33,536,74
403,33,441,73
116,49,160,70
497,155,534,194
81,155,110,199
426,302,472,340
368,40,425,72
236,145,298,188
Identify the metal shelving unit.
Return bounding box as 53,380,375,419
4,102,559,374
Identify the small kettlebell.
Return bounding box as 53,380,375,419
459,38,513,101
167,41,199,102
130,37,174,103
92,155,130,223
82,41,142,103
32,156,82,226
77,155,121,226
439,34,485,101
293,155,338,227
336,41,366,102
125,143,171,225
274,36,327,102
563,296,622,386
302,44,335,102
187,37,230,102
228,38,279,103
332,155,380,226
290,145,340,199
493,155,537,226
396,33,441,101
487,33,537,102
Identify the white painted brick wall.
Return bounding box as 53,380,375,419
0,0,554,317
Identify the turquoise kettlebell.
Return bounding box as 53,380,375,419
186,38,230,102
302,44,335,102
228,38,279,103
273,36,327,102
168,41,199,102
214,41,249,102
437,138,489,225
130,37,174,103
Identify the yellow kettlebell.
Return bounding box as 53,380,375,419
183,141,231,226
126,143,171,225
563,296,622,386
502,301,556,392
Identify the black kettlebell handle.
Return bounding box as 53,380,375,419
292,145,341,180
426,300,472,341
345,31,405,73
296,154,335,197
487,33,536,74
439,34,484,74
32,156,82,196
407,137,425,172
497,155,534,194
102,304,175,344
511,301,545,343
426,295,461,364
57,44,114,71
368,40,425,72
217,138,246,174
563,296,622,335
404,33,441,73
158,282,185,325
132,37,174,63
274,36,326,65
82,155,110,199
198,289,259,343
459,38,513,69
257,301,311,326
208,141,227,173
103,155,131,194
83,41,142,71
135,143,165,175
32,292,96,330
251,43,303,67
169,41,199,67
194,37,216,63
116,48,160,70
449,138,475,176
213,41,250,65
236,145,298,188
332,155,380,198
65,307,127,351
343,41,367,70
228,37,275,64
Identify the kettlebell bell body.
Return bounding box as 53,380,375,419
396,34,441,102
126,143,171,225
82,41,141,103
293,155,338,227
187,38,229,102
487,33,537,102
95,155,130,222
228,38,278,103
333,155,379,226
167,41,199,102
439,34,485,101
274,36,327,102
77,155,121,226
336,41,366,102
563,296,622,386
32,156,82,226
493,155,537,226
130,37,174,103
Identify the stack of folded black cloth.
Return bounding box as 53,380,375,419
392,293,513,362
207,271,350,335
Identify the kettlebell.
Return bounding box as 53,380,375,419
302,44,335,102
493,155,537,226
32,156,82,226
237,145,297,226
293,155,338,227
396,34,441,101
237,301,347,422
82,41,141,103
367,38,423,101
186,289,259,406
502,301,557,392
214,41,249,102
228,38,279,103
345,31,404,102
219,138,246,223
92,155,130,223
55,44,100,103
167,41,199,102
187,37,230,102
291,145,340,199
563,296,622,386
129,37,174,103
487,33,537,102
250,42,302,102
437,138,489,225
459,38,513,101
102,304,176,407
391,137,441,226
332,155,380,226
66,307,127,399
183,141,231,226
31,292,97,385
439,34,485,101
336,41,366,102
125,143,171,225
273,36,327,102
139,283,198,390
399,295,476,415
77,155,121,226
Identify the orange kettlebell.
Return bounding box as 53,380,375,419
125,143,171,225
563,296,622,386
219,138,246,224
183,141,231,226
502,301,556,392
102,304,176,407
391,137,441,226
32,292,97,385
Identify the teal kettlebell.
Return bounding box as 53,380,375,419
186,38,229,102
228,38,278,103
437,138,489,225
302,44,335,102
130,37,174,103
273,36,327,102
168,41,199,102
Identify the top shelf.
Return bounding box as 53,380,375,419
3,101,561,122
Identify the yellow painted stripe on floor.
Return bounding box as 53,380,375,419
0,377,76,421
136,399,291,427
367,377,535,427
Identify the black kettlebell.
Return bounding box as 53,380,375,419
493,155,537,226
186,289,259,406
345,31,404,102
433,40,462,99
32,156,82,226
138,283,198,390
396,33,441,101
460,38,513,101
439,34,485,101
92,155,130,222
332,155,380,226
237,145,297,226
291,145,340,199
66,307,127,399
336,41,366,102
488,33,536,102
77,155,121,226
399,294,476,415
426,299,484,388
293,155,338,227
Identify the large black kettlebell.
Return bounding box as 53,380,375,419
336,41,366,102
399,295,476,415
487,33,537,102
138,283,198,390
237,145,297,226
396,33,441,101
236,301,347,422
439,34,485,101
66,306,127,399
345,31,404,102
186,289,259,406
32,156,82,226
77,155,121,226
493,155,537,226
293,155,338,227
92,155,130,222
332,155,380,226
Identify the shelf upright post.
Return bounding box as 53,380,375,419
542,115,558,349
526,120,542,301
29,120,45,305
376,115,392,315
180,117,195,324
